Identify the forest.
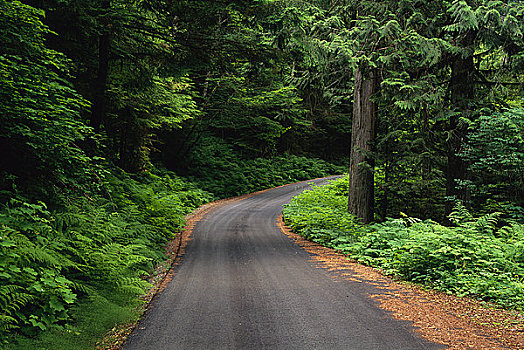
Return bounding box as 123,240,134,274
0,0,523,348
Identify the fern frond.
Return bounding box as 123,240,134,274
17,244,76,269
0,315,19,332
473,212,500,235
68,280,90,294
0,285,35,314
497,224,524,240
117,277,151,295
449,202,473,225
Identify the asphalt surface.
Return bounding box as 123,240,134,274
122,177,444,350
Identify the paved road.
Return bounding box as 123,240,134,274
123,178,444,350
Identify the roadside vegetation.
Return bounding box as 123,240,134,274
1,0,523,348
187,153,345,198
283,176,524,310
1,168,212,349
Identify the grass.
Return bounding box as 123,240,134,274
8,293,139,350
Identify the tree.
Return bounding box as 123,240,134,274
460,108,524,218
90,0,111,132
28,0,203,172
0,0,92,198
442,0,524,212
293,0,524,221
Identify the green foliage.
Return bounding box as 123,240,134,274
0,201,80,336
7,293,140,350
2,0,523,344
0,167,212,344
277,0,524,221
185,136,345,198
283,176,524,309
0,0,93,190
283,176,360,246
459,108,524,216
0,1,343,345
203,79,308,157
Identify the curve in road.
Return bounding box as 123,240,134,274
122,177,444,350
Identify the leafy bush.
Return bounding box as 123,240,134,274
283,176,524,309
283,177,361,246
0,0,93,192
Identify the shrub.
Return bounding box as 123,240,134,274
186,137,346,198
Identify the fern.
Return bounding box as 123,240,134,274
117,277,151,295
448,201,473,225
284,176,524,309
0,285,35,315
0,166,213,341
472,212,500,236
0,315,18,332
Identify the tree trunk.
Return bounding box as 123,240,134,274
348,68,378,224
119,109,148,173
446,55,474,213
381,134,390,221
422,105,431,180
90,0,111,132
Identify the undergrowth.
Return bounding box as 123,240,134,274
188,151,346,198
283,176,524,310
1,167,212,348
